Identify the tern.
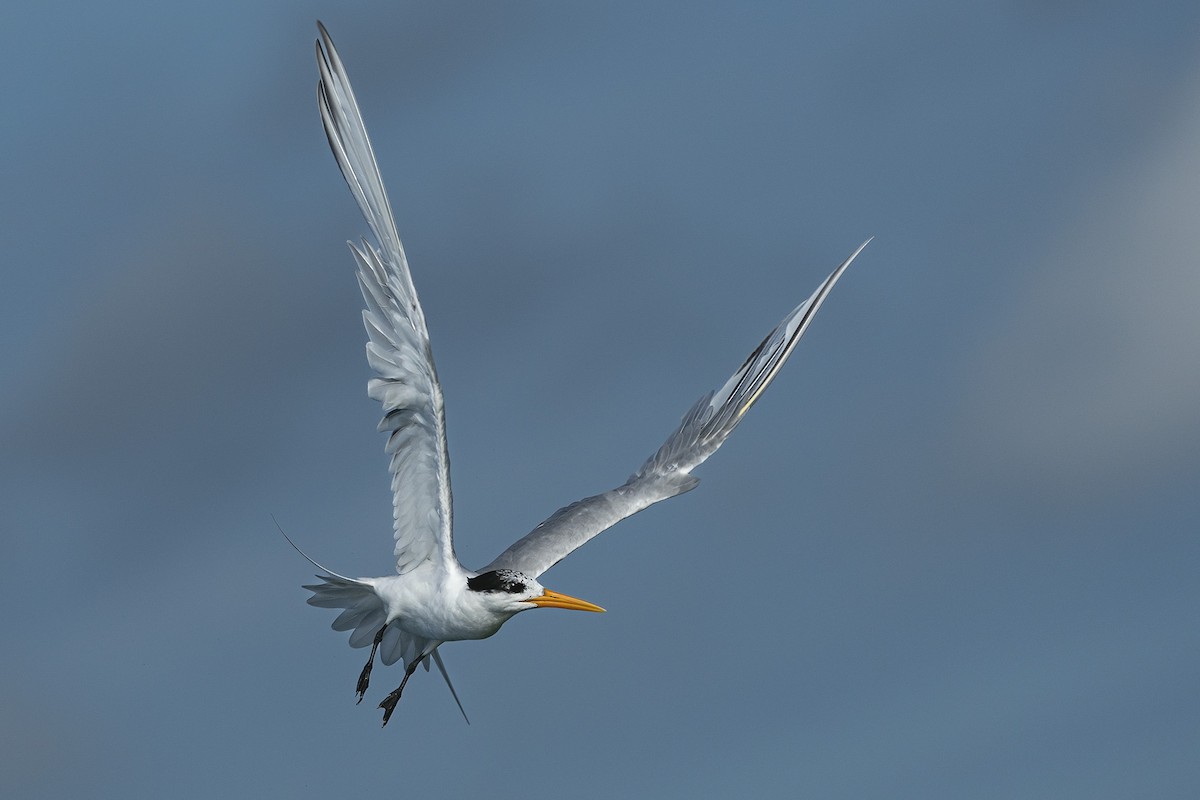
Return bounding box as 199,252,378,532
296,22,870,726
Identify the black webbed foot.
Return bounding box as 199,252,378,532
377,655,421,727
378,688,402,726
356,626,386,704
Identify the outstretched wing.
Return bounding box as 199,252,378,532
484,240,869,578
317,23,456,575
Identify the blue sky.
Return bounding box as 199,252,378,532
3,2,1199,797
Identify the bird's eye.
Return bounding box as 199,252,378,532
508,582,526,594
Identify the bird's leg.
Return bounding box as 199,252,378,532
355,625,386,704
377,656,422,727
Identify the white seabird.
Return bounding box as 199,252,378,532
296,22,870,726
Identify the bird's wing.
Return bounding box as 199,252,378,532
484,240,869,578
317,24,456,575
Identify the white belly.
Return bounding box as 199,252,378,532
373,570,512,642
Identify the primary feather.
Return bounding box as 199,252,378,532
483,239,869,579
316,23,456,577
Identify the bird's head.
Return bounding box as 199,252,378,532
466,569,605,616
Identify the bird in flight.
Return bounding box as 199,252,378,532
296,22,870,726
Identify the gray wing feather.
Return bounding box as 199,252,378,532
484,239,870,578
317,24,457,575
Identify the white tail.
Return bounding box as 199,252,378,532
303,572,387,649
280,520,469,721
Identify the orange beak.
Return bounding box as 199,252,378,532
526,588,606,613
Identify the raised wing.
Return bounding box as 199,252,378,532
317,23,456,575
484,240,869,578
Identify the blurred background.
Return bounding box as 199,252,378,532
3,2,1198,797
